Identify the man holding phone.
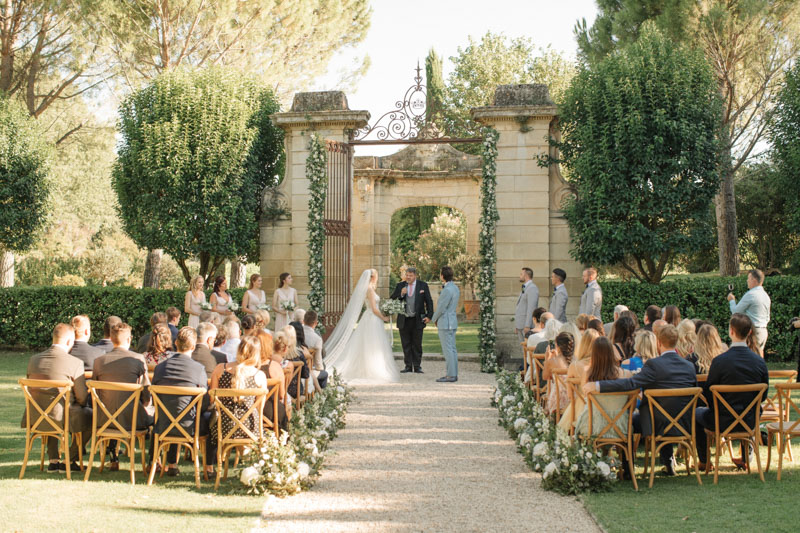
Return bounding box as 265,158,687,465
727,269,771,356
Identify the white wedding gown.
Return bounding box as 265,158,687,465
324,272,400,384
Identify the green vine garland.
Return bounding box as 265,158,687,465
306,133,327,316
478,128,499,372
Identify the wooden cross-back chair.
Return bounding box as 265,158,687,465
585,389,640,491
306,348,319,403
262,378,283,438
704,383,768,484
761,370,798,464
18,379,83,480
520,343,530,386
147,385,207,488
287,361,304,408
565,376,585,436
209,388,267,490
766,382,800,480
642,387,704,488
531,353,547,405
84,381,147,484
549,368,569,424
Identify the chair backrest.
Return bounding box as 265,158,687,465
210,388,267,442
262,378,284,433
775,383,800,434
86,380,144,438
522,345,534,382
288,361,304,398
149,385,207,442
764,370,798,419
566,376,585,431
644,387,703,440
709,383,768,437
586,390,639,441
696,374,708,383
531,353,547,400
19,379,73,434
550,368,568,420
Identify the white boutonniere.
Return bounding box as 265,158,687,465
420,290,425,294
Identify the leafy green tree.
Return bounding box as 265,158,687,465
575,0,800,276
771,59,800,237
552,26,723,283
112,67,284,286
0,98,53,286
398,212,467,282
735,161,799,272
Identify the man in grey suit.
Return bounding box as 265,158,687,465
431,266,460,383
23,323,91,473
515,267,539,344
549,268,568,322
579,267,602,318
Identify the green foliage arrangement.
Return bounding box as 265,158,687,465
493,370,616,495
600,275,800,360
551,26,723,283
478,129,499,372
113,66,283,286
305,133,327,316
0,98,53,255
771,59,800,244
238,372,352,496
394,212,466,282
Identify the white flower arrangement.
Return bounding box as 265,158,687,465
305,133,327,317
493,370,617,495
228,301,240,312
200,302,212,310
280,300,296,312
257,304,272,311
379,298,406,316
478,128,500,372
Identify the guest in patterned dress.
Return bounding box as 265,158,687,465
143,323,174,367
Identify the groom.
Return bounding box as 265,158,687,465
391,266,434,373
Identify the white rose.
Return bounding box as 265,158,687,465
274,473,284,485
571,464,579,472
298,462,311,479
240,466,259,486
597,461,611,477
519,433,532,448
532,442,548,457
513,418,528,432
543,462,558,479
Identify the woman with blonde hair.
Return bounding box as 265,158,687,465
242,274,267,315
560,329,599,432
255,331,289,428
184,275,206,329
676,319,700,372
255,309,272,335
695,325,727,373
281,325,311,400
622,329,657,373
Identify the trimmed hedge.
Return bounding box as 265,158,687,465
0,286,247,349
601,276,800,361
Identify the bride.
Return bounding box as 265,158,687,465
323,269,400,383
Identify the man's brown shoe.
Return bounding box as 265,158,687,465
108,461,119,472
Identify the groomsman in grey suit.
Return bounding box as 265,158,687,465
579,267,602,318
549,268,568,323
515,267,539,344
431,266,460,383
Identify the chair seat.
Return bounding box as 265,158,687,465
766,422,800,435
760,409,780,420
99,429,148,438
705,428,758,440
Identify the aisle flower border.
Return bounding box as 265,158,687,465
238,371,353,496
478,128,500,372
305,133,327,316
492,370,617,495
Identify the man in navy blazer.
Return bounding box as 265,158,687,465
390,266,434,373
695,314,769,468
585,325,697,474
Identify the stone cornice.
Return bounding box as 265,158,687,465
354,168,481,180
270,110,371,131
471,105,558,124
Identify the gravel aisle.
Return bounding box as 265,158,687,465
255,361,600,533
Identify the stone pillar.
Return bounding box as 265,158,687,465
265,92,369,304
472,84,581,359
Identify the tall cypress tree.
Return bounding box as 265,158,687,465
425,48,445,127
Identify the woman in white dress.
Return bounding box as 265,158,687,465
272,272,297,331
210,276,234,316
242,274,267,314
324,269,400,384
184,275,206,329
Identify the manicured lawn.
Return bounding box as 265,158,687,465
390,322,480,354
0,351,266,532
583,361,800,533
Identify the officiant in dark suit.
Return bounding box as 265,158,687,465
391,267,434,374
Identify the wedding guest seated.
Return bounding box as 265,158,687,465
622,329,659,374
281,325,313,400
255,309,272,335
70,315,103,371
619,310,640,330
694,325,728,374
303,311,328,390
561,322,583,346
256,331,288,431
575,337,630,438
534,315,562,354
213,326,228,353
165,307,181,347
24,323,91,472
643,305,662,332
526,309,549,348
604,305,628,336
272,333,296,410
652,319,667,337
576,313,591,333
92,316,121,353
612,316,636,363
560,329,600,432
143,323,173,367
137,312,167,353
219,321,241,363
198,310,219,325
695,313,769,470
191,322,227,377
292,308,306,325
584,325,696,475
587,318,605,336
543,332,574,417
664,305,681,327
241,315,257,336
92,322,153,470
148,327,209,476
223,313,241,326
207,336,268,476
676,319,700,372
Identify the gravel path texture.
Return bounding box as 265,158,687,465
255,361,600,533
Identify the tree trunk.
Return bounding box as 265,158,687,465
715,159,739,277
0,250,14,287
230,259,247,288
143,248,162,288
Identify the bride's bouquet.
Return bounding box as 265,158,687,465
380,298,406,316
280,300,296,312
